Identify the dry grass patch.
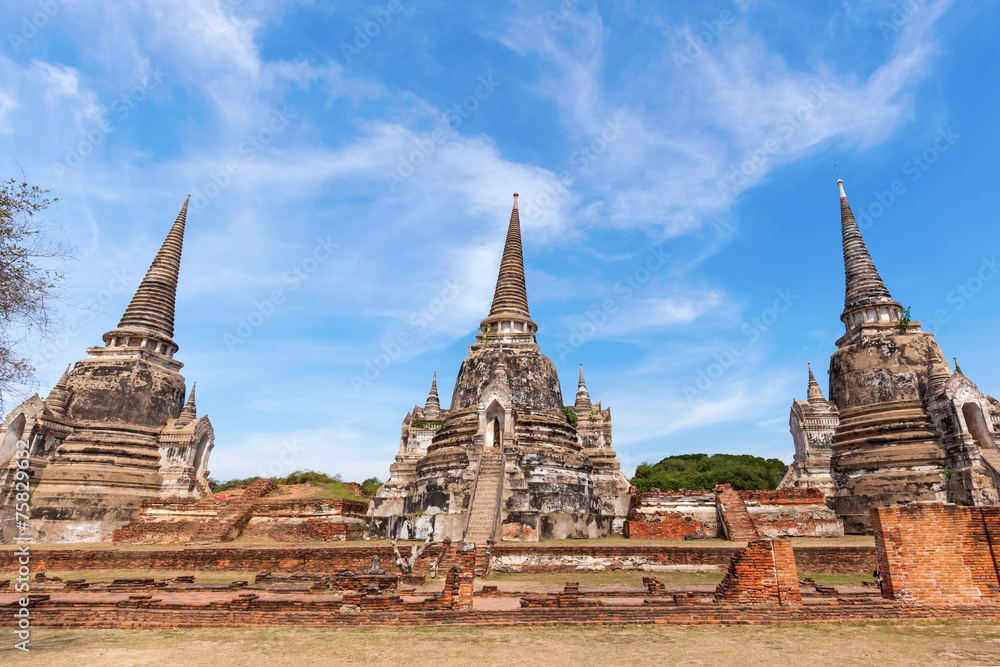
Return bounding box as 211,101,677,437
33,570,252,584
4,622,1000,666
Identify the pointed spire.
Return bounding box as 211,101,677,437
838,180,899,325
480,194,537,342
806,363,825,403
105,196,189,350
175,382,197,427
45,364,72,417
488,193,531,319
424,372,441,418
954,357,964,375
575,364,592,410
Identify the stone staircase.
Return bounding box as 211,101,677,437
464,452,504,544
187,479,277,544
714,484,758,541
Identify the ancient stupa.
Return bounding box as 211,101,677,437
0,198,214,543
369,194,630,541
779,180,999,532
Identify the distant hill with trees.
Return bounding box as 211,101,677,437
630,453,787,492
210,470,382,499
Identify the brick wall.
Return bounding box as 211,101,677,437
10,596,1000,629
737,489,826,505
625,490,718,539
113,487,369,545
626,487,843,541
0,544,876,576
872,503,1000,604
714,538,801,605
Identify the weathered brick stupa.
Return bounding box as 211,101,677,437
779,180,999,532
0,197,214,543
369,195,631,542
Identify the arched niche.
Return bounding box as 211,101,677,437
962,402,997,451
484,399,505,451
0,413,26,468
192,433,212,478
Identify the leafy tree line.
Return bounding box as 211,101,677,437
630,453,787,492
210,469,382,497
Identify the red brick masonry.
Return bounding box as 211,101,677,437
0,544,876,575
872,503,1000,604
714,539,802,605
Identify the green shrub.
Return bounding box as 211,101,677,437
361,476,383,496
630,453,787,493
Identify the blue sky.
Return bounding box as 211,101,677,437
2,0,998,483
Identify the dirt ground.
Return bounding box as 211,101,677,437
3,623,999,666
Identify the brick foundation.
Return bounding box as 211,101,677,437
0,544,875,576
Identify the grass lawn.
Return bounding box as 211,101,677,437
4,623,999,666
31,570,254,584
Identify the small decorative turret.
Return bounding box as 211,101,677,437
479,194,538,343
927,359,953,395
838,179,902,333
575,364,592,411
45,364,72,417
175,383,197,428
424,372,441,419
806,363,826,404
954,357,964,376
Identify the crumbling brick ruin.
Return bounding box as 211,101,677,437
713,538,802,605
625,485,843,540
112,480,369,544
872,502,1000,604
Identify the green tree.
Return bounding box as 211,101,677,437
630,453,787,492
361,476,382,496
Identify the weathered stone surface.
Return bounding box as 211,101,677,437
370,196,630,541
0,198,214,543
785,180,998,533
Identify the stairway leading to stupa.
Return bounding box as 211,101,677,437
464,452,504,543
